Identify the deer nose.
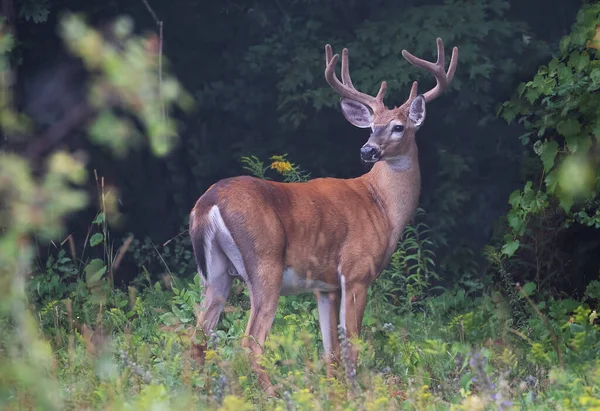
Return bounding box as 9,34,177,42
360,144,381,162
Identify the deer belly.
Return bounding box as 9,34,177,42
280,267,338,296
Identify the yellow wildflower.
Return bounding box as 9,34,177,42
420,385,432,400
204,349,218,362
462,395,485,411
271,160,293,175
218,395,252,411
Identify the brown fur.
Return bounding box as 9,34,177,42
191,157,419,287
189,132,420,393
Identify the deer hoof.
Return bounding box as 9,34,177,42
191,343,207,366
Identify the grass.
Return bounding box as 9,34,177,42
5,254,599,410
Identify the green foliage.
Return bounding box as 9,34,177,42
129,230,196,281
230,0,548,126
499,2,600,256
20,0,50,23
160,275,203,327
503,181,549,254
60,14,192,156
18,259,600,410
0,13,190,409
425,148,477,277
240,155,270,180
585,279,600,302
368,208,439,318
241,153,311,182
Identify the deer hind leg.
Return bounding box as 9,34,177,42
316,290,341,378
192,204,251,364
192,247,233,365
241,264,283,397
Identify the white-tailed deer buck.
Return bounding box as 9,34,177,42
189,38,458,395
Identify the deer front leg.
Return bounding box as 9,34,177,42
340,278,368,372
316,290,341,378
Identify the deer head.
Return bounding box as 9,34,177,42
325,38,458,167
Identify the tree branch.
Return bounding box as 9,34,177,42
140,0,167,136
24,104,94,161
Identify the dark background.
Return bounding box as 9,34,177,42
7,0,595,291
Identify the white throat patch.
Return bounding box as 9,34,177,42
387,155,411,171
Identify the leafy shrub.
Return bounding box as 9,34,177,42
499,3,600,256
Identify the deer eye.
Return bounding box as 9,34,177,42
392,125,404,133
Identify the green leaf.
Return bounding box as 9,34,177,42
590,68,600,85
508,190,522,207
520,282,536,298
501,240,520,257
559,37,570,55
90,233,104,247
557,118,581,141
545,169,559,194
540,141,559,172
88,266,107,284
568,51,582,69
93,212,105,224
160,312,179,326
568,51,590,72
85,258,107,284
525,88,541,103
507,213,523,232
500,103,519,123
519,132,533,145
559,193,574,213
557,65,573,85
460,372,473,391
172,306,183,318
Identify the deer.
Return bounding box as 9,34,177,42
188,37,458,395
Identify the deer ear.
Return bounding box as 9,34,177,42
340,98,373,128
408,95,426,129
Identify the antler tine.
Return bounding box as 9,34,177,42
325,43,333,65
407,81,418,100
401,37,459,103
435,36,444,66
446,46,459,83
324,44,386,112
376,81,387,102
341,48,354,88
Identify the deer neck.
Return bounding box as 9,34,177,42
361,141,421,247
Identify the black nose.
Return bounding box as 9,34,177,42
360,144,380,162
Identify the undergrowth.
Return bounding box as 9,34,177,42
17,252,600,410
9,156,600,411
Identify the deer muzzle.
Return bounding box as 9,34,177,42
360,143,381,162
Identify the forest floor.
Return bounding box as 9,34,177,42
11,267,599,411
